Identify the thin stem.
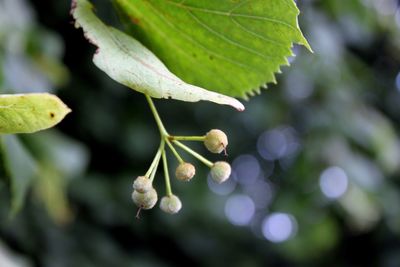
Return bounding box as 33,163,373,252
135,207,142,219
148,140,165,182
165,138,184,163
173,140,213,168
162,150,173,196
145,94,168,136
170,135,206,141
145,141,164,178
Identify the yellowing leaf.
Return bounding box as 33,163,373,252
0,93,71,134
72,0,244,111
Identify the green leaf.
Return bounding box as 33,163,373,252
72,0,244,111
0,93,71,134
114,0,311,98
2,135,37,213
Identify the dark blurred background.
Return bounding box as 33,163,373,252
1,0,400,266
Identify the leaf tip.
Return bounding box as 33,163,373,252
227,97,245,111
236,102,245,112
302,39,313,53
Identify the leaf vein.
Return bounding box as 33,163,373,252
188,10,280,60
230,17,287,47
130,4,235,85
145,1,264,73
163,0,298,32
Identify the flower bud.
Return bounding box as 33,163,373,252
132,188,158,209
204,129,228,154
210,161,231,183
175,162,196,181
133,176,152,193
160,194,182,214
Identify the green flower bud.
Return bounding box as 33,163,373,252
210,161,231,183
160,194,182,214
204,129,228,154
175,162,196,181
132,188,158,209
133,176,152,193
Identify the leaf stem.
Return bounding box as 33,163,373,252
165,138,184,163
170,135,206,141
173,140,213,168
162,150,173,196
145,94,168,137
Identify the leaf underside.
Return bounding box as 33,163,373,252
0,93,71,134
72,0,244,111
115,0,311,99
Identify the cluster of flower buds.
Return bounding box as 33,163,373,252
131,128,232,217
132,175,157,211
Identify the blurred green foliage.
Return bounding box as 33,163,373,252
1,0,400,267
0,0,88,220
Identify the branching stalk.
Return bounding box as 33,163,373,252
145,94,168,137
148,140,165,182
173,140,213,168
165,139,184,163
162,150,173,196
170,135,205,141
145,141,164,178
